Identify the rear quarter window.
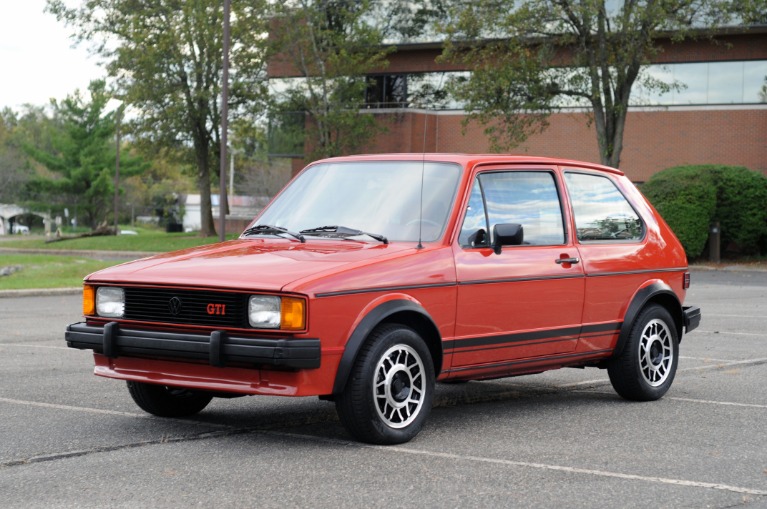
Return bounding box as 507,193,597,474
564,172,644,242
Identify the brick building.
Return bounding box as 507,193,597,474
269,27,767,182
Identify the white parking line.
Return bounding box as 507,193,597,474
697,330,764,337
668,397,767,409
0,397,234,429
0,397,146,417
678,358,767,372
702,314,764,318
578,391,767,410
680,355,740,363
263,430,767,496
0,343,72,350
556,357,767,389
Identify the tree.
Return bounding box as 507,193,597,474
122,147,195,227
440,0,753,168
47,0,270,236
25,80,144,229
269,0,392,160
0,109,31,203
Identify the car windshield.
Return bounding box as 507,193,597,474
251,161,462,242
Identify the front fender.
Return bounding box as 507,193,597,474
332,299,440,395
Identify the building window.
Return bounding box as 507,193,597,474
365,74,408,108
635,60,767,105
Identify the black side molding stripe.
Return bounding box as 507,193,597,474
315,282,456,298
314,267,687,299
444,322,621,350
586,267,688,278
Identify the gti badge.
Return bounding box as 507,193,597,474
207,303,226,315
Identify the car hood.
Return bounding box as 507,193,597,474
85,239,415,292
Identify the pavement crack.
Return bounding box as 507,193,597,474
0,429,241,469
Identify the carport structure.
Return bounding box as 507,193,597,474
0,204,51,235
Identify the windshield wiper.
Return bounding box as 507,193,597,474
300,225,388,245
241,224,305,243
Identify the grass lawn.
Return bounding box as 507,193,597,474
0,254,128,290
0,227,238,252
0,228,245,290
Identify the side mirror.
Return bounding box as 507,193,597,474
492,223,524,254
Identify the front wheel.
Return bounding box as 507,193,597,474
336,324,435,444
608,304,679,401
127,381,213,417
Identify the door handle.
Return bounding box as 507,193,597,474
555,257,580,265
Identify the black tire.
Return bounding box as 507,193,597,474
335,324,435,445
608,304,679,401
127,381,213,417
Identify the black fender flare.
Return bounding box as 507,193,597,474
332,299,441,395
613,281,683,359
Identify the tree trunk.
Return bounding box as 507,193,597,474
196,144,217,237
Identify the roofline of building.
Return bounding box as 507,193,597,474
386,23,767,51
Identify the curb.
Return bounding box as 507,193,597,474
0,287,82,298
689,264,767,272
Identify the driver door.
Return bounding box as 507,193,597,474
450,168,585,375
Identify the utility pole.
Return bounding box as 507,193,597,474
219,0,231,243
114,105,122,234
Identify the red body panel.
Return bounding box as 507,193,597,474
79,154,691,396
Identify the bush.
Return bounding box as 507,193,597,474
642,165,767,259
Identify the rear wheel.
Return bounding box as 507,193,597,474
127,381,213,417
608,304,679,401
336,324,435,444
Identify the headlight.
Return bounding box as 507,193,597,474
96,287,125,318
248,295,306,330
248,296,280,328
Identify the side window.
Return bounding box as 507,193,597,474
460,171,565,247
565,172,643,242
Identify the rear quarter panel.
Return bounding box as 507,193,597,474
572,172,688,353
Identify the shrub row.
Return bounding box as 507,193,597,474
641,165,767,259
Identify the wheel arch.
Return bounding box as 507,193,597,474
613,281,684,359
332,299,443,395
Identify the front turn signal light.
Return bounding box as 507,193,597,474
83,285,95,316
281,297,306,331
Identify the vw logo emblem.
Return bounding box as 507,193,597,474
169,296,183,316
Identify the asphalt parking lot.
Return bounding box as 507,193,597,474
0,269,765,508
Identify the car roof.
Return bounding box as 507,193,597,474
311,153,624,176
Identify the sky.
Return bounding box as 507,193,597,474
0,1,103,111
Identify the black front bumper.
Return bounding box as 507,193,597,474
65,322,321,369
683,306,701,333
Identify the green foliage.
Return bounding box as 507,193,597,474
439,0,748,167
642,165,767,258
46,0,270,236
269,0,392,160
642,167,717,258
23,81,145,228
0,109,30,202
